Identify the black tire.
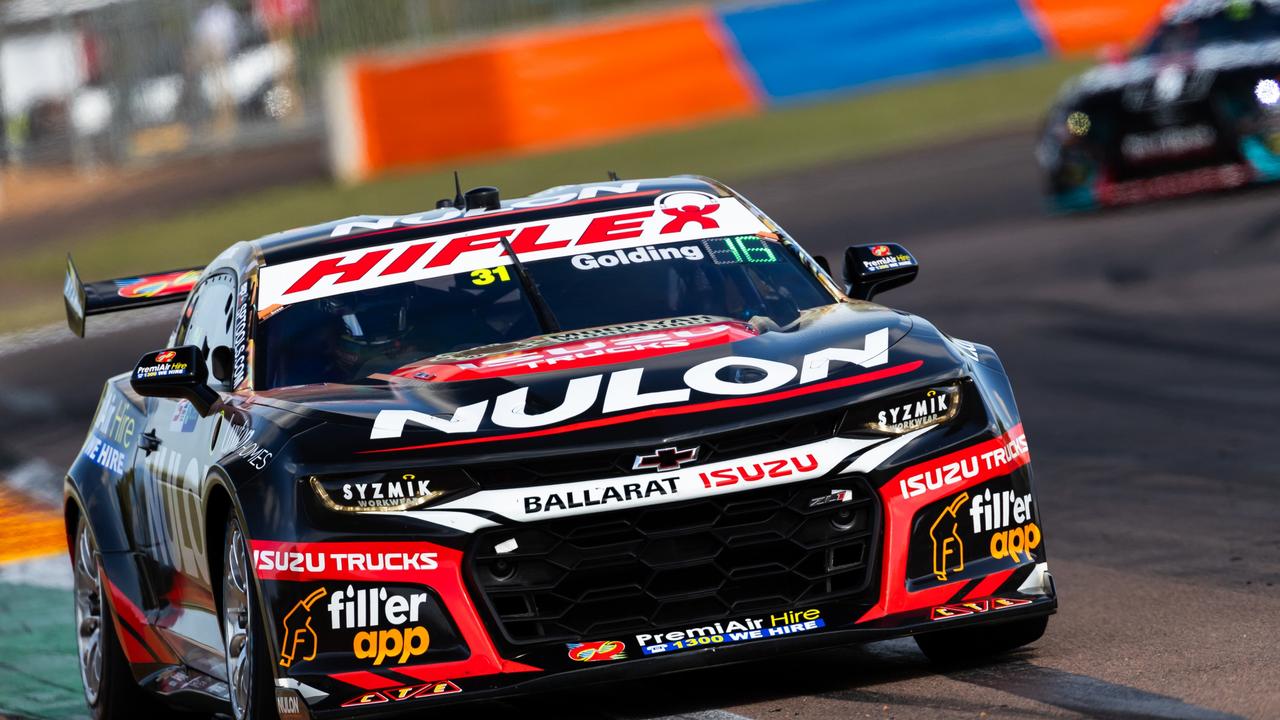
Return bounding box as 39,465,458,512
72,515,165,719
915,615,1049,664
218,512,279,720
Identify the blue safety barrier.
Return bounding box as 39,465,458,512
720,0,1048,102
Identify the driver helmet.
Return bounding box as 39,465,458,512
320,284,415,370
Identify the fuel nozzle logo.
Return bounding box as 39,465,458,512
279,588,327,668
929,492,968,582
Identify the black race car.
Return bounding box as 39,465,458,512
1038,0,1280,210
62,177,1054,720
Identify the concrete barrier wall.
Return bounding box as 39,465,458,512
327,0,1175,181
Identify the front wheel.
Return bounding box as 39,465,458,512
915,615,1048,664
219,513,277,720
72,515,161,719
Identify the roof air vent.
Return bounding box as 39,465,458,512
465,186,501,211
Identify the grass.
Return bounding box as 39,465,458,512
3,57,1087,333
0,583,85,720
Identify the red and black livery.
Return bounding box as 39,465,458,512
63,176,1055,720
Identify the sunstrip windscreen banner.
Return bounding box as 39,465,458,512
258,192,767,306
389,321,759,382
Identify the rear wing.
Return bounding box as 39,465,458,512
64,254,202,337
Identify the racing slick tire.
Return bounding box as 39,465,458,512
219,512,278,720
914,615,1049,664
72,515,164,719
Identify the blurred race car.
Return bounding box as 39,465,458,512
62,176,1055,720
1038,0,1280,210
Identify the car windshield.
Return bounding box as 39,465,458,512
1140,5,1280,55
255,234,835,388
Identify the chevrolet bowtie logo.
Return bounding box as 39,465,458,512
633,446,699,472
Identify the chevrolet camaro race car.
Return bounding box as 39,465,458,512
1038,0,1280,210
62,176,1055,720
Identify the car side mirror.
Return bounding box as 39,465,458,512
843,243,919,301
813,254,832,275
130,346,220,416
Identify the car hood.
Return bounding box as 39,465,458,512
261,302,967,464
1058,38,1280,103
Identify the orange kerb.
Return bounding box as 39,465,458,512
0,486,66,564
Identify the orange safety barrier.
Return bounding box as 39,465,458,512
333,6,760,181
1022,0,1171,55
0,486,66,564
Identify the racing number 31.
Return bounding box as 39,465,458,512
703,236,777,265
470,266,511,285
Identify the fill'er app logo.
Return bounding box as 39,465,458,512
279,588,327,667
328,586,432,665
930,492,968,581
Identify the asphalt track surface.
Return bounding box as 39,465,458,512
1,129,1278,719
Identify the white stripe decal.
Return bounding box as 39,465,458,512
842,426,935,474
422,436,886,523
387,509,498,534
275,678,330,703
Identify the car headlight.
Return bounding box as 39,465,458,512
846,384,961,435
309,469,476,513
1066,111,1091,137
1256,78,1280,107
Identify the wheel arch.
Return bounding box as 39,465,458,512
64,480,83,553
203,468,237,620
62,470,130,555
202,467,283,680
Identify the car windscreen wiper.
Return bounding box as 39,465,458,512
497,236,561,334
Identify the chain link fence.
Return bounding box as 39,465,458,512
0,0,674,170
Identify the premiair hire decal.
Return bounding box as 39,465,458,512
258,191,765,306
637,608,824,655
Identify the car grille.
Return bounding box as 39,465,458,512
1107,100,1237,181
467,476,880,646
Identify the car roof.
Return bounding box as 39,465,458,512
245,176,732,267
1164,0,1280,24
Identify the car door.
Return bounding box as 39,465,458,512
135,269,240,677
